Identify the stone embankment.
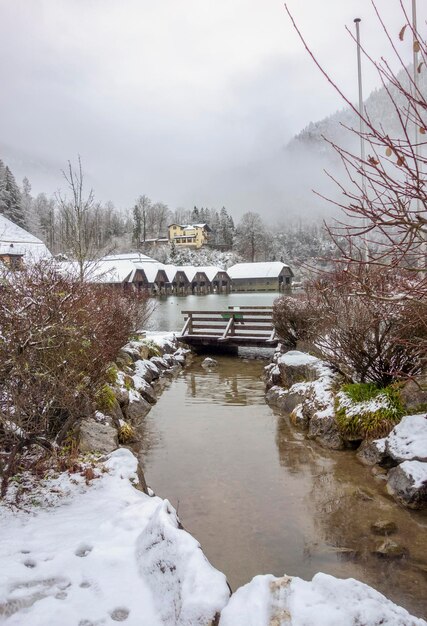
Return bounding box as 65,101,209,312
265,346,427,510
77,333,191,487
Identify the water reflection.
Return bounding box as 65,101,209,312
139,354,427,618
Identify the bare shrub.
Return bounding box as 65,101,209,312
0,261,152,493
272,295,317,349
308,267,426,386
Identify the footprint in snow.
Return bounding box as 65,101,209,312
75,543,93,557
110,607,130,621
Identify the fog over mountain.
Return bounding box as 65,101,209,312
0,0,422,223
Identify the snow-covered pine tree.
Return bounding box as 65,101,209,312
1,166,26,228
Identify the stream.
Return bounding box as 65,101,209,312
139,300,427,618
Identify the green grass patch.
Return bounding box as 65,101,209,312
335,382,404,440
141,339,162,358
95,384,117,413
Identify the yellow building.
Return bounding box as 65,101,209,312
168,223,211,249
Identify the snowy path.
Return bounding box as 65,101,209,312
0,449,229,626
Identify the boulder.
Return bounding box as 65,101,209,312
202,357,218,369
174,354,186,366
356,438,388,466
265,364,282,389
120,342,142,362
123,390,152,422
79,419,118,454
132,375,157,405
370,520,398,536
151,356,169,371
107,398,125,427
277,350,319,389
290,404,310,430
387,460,427,509
114,386,130,409
308,414,345,450
134,359,160,383
265,385,313,416
372,539,407,559
163,364,182,377
161,339,177,354
385,414,427,463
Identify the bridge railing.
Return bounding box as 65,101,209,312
180,309,276,343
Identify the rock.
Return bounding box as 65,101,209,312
202,357,218,368
387,461,427,509
120,343,142,362
174,354,186,366
308,414,345,450
277,350,319,389
370,520,398,535
400,379,427,413
219,571,425,626
290,404,310,430
79,419,118,454
162,353,179,368
161,339,177,354
151,356,169,370
106,397,125,427
385,414,427,463
114,386,130,409
131,376,157,405
116,350,134,369
373,539,407,559
356,438,388,466
163,364,182,377
134,359,160,383
265,364,282,389
137,344,150,360
123,391,152,422
371,466,388,480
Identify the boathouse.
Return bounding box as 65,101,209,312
228,262,293,292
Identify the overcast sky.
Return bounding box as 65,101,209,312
0,0,422,217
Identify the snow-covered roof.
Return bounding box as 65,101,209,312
102,252,158,264
162,264,179,282
227,262,290,280
194,266,229,281
59,259,137,284
132,262,167,284
169,223,210,231
0,214,51,262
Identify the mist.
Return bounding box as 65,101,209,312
0,0,422,222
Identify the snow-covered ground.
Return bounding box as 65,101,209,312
219,572,427,626
0,449,229,626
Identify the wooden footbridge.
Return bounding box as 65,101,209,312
178,306,277,352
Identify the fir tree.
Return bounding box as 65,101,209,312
1,166,26,228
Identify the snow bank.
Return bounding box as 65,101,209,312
397,460,427,489
278,351,318,367
290,362,336,420
385,414,427,462
0,449,229,626
219,572,427,626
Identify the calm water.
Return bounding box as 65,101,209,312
146,292,278,332
138,355,427,618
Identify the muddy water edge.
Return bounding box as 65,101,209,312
136,351,427,619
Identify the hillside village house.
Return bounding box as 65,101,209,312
0,214,51,268
168,223,211,249
228,262,293,292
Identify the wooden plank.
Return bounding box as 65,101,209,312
220,316,234,340
180,316,192,335
228,305,273,310
181,310,274,316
